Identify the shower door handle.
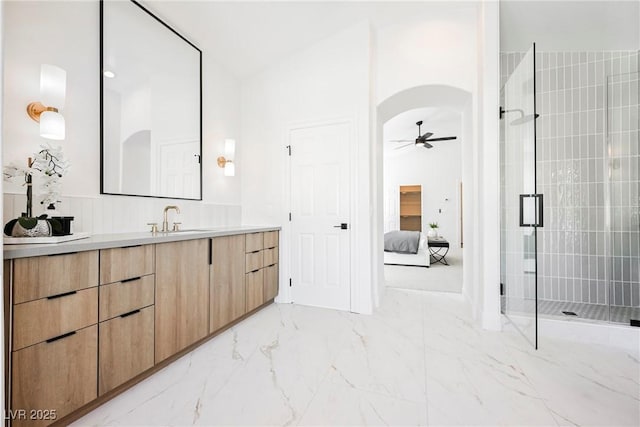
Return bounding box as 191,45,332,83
519,194,544,227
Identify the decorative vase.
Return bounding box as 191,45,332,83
7,218,52,237
427,228,438,238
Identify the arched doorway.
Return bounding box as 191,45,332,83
373,85,474,304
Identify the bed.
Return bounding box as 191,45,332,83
383,230,430,268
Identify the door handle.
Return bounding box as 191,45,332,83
333,223,348,230
519,194,544,227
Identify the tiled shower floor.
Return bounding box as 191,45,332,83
537,299,640,324
503,296,640,324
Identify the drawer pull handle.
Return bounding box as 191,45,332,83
121,276,141,283
250,269,260,273
47,290,77,300
122,245,142,249
46,331,76,343
267,263,276,268
251,250,261,254
120,309,141,318
47,251,78,257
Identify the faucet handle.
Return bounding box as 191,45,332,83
172,222,182,232
147,222,158,233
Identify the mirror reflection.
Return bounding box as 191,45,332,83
101,0,202,200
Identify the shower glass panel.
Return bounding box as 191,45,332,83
501,44,539,348
608,71,640,325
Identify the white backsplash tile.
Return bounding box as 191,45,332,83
2,193,242,235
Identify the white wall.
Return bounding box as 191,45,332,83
376,8,479,102
383,137,462,246
2,0,242,232
500,0,640,52
240,22,373,313
478,0,502,330
372,6,481,311
372,3,502,330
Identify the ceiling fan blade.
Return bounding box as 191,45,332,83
423,142,433,149
420,132,433,140
394,143,413,150
424,136,457,142
389,139,413,142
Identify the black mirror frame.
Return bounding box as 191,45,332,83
99,0,203,201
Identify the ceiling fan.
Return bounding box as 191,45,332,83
391,120,457,149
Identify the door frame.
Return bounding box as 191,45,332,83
283,116,356,312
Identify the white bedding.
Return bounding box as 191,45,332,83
383,233,430,267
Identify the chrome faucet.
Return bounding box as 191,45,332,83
162,205,180,232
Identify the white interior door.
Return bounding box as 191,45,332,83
290,122,351,311
158,140,200,198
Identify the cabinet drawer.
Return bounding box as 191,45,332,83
13,251,98,304
13,287,98,351
245,232,264,252
246,269,264,312
264,263,279,302
263,247,278,267
99,275,155,322
100,245,154,285
264,231,279,248
12,325,97,427
245,251,263,273
99,306,154,395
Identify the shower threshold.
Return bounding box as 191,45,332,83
537,299,640,325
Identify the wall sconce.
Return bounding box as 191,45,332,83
26,64,66,140
217,138,236,176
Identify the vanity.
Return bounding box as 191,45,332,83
3,226,280,426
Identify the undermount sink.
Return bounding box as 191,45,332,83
163,229,208,234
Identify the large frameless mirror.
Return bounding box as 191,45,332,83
100,0,202,200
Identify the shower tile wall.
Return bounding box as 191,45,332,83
500,50,639,311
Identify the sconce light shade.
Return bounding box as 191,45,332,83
27,64,67,140
40,110,65,140
224,161,235,177
217,139,236,176
40,64,66,108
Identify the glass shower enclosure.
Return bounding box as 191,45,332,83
500,44,541,348
608,71,640,323
501,47,640,348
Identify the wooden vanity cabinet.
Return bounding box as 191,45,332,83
246,268,265,312
98,244,156,395
244,231,279,312
210,235,246,333
12,325,98,427
12,250,98,304
4,230,279,426
99,244,154,285
99,306,154,395
264,263,279,302
154,239,210,363
8,251,99,426
262,231,280,302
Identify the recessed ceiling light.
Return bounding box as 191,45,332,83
103,70,116,78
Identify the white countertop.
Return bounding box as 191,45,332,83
3,225,281,259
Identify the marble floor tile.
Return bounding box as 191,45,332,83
298,374,429,426
73,288,640,426
505,337,640,426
